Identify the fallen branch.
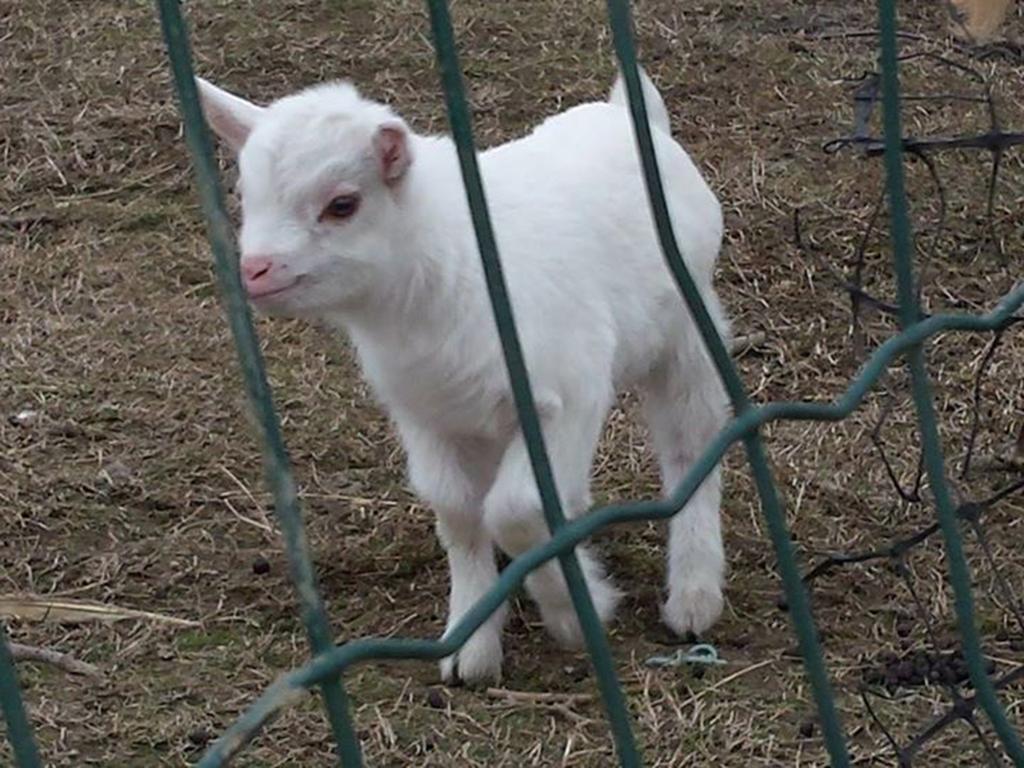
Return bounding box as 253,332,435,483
9,642,102,678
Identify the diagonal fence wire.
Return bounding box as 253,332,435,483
3,0,1024,766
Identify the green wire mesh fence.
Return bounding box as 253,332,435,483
3,0,1024,765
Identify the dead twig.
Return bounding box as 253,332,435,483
729,332,767,355
485,687,595,705
0,595,199,627
9,642,102,678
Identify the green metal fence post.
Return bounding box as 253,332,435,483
0,624,42,768
154,2,362,765
603,2,851,765
423,1,642,764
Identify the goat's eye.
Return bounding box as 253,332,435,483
320,194,360,221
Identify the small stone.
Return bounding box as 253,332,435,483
950,662,966,681
895,619,914,638
799,719,816,738
776,595,789,612
9,410,38,427
49,421,84,438
187,728,211,746
863,668,884,686
563,665,587,682
426,687,446,709
99,460,133,486
913,654,930,676
895,660,914,682
251,555,271,576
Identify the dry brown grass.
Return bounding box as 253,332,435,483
2,1,1023,765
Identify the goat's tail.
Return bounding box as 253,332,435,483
608,66,671,135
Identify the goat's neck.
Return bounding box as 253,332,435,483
331,134,479,359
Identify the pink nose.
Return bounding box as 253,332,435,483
240,255,275,291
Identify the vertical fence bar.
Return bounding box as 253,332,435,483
874,0,1024,761
603,2,852,765
0,625,41,768
423,1,642,765
153,2,362,765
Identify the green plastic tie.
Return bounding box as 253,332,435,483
645,644,727,668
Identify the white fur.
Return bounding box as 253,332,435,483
196,69,730,684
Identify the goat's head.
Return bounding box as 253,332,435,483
196,78,414,318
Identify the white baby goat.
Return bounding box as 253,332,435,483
196,69,729,684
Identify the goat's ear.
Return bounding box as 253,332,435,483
373,122,412,185
195,77,265,153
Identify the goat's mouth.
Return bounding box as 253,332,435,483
247,276,303,302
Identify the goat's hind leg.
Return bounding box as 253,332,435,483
642,334,729,637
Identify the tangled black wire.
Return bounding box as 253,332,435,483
794,46,1024,766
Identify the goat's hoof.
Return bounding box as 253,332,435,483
440,631,502,686
662,582,724,637
539,578,623,649
539,606,586,649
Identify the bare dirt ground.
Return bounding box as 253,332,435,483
2,1,1023,766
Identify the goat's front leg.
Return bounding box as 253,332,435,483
482,397,621,648
400,422,504,684
434,512,503,684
